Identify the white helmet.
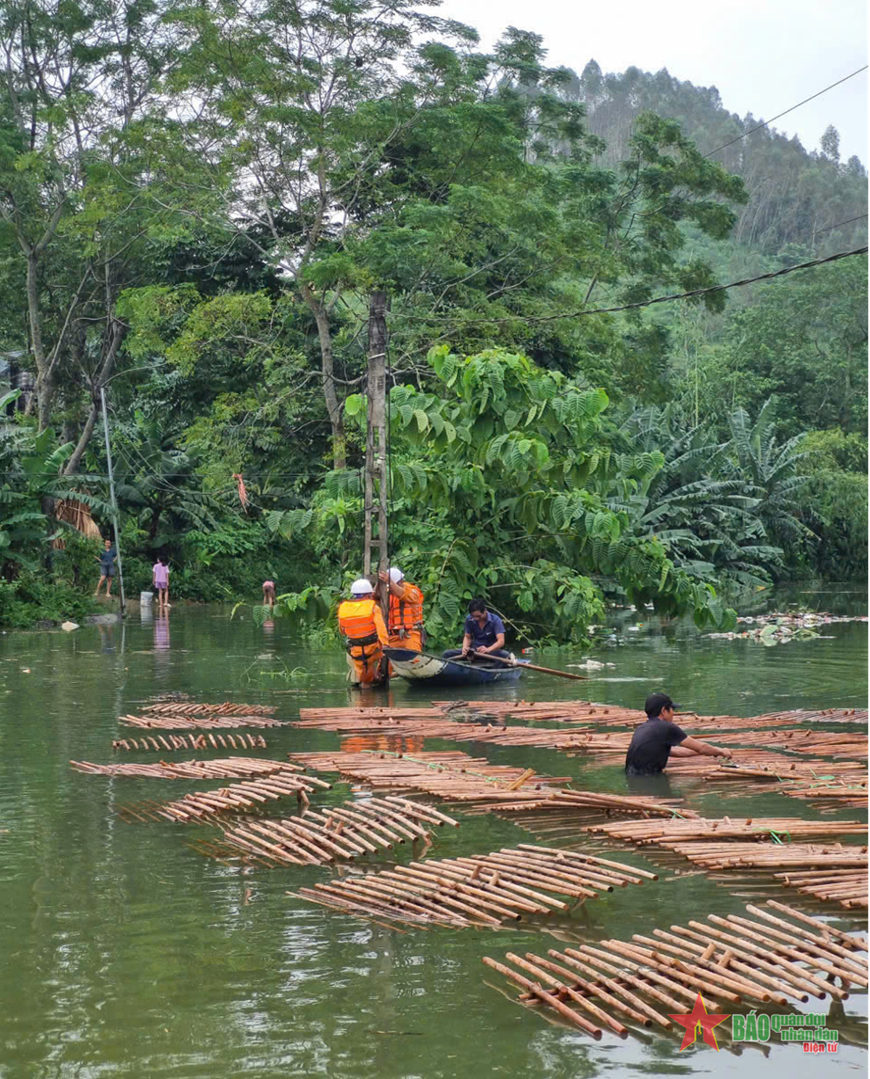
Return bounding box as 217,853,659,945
350,578,374,596
389,567,404,583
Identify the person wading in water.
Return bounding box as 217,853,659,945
337,578,389,687
624,693,733,776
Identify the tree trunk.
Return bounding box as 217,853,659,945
62,319,125,476
63,400,100,477
301,285,345,470
26,253,54,432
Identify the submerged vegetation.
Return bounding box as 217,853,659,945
0,0,865,630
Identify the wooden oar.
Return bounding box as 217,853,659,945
479,651,588,682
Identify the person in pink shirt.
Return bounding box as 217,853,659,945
152,557,170,610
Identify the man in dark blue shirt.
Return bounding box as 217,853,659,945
443,598,510,661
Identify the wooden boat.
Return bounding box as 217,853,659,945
385,647,526,687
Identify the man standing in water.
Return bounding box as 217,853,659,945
94,538,116,598
625,693,733,776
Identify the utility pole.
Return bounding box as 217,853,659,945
100,385,126,616
362,292,389,616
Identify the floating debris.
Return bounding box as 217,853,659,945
708,611,868,644
484,901,867,1038
71,757,304,780
288,749,573,802
295,845,656,928
193,797,460,865
120,714,285,730
117,769,329,822
112,733,268,752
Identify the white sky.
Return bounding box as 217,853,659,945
436,0,868,163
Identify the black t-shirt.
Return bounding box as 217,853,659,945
624,717,687,775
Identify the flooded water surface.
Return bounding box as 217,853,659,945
1,589,866,1078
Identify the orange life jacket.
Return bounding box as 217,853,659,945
388,583,424,635
338,598,386,647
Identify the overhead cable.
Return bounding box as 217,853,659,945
703,65,868,158
386,245,868,326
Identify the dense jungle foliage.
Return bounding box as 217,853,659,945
0,0,866,635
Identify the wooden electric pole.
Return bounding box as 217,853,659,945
362,291,389,613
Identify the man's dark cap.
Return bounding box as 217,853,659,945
644,692,682,716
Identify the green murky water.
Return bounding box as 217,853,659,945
1,587,867,1078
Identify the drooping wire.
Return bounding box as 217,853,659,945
703,65,868,159
383,245,868,326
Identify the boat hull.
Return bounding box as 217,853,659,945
385,648,525,687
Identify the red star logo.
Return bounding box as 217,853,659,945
669,993,729,1051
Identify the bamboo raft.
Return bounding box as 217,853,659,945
71,757,309,781
295,844,657,928
583,817,869,909
112,732,268,753
483,900,868,1039
288,750,572,802
193,797,461,866
295,702,867,733
703,762,868,809
116,769,331,822
142,701,276,716
584,816,867,845
462,788,699,821
119,714,286,730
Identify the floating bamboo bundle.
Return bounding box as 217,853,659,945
117,769,328,823
295,844,656,928
583,816,868,909
289,749,572,802
112,732,268,753
142,701,276,716
291,704,866,745
463,788,698,821
705,729,869,761
584,816,867,846
299,705,447,721
120,714,285,730
193,797,460,865
483,900,867,1039
430,701,866,728
71,757,315,781
702,762,868,809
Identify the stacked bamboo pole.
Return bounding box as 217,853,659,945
112,732,268,753
584,817,867,845
462,788,697,821
700,762,867,809
294,703,867,734
71,757,310,780
484,900,867,1038
142,701,276,716
116,769,328,823
295,844,656,928
583,816,868,909
289,749,572,802
120,714,285,730
194,797,460,866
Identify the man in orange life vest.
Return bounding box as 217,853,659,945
378,566,425,652
337,577,389,687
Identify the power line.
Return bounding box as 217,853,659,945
386,245,868,326
703,65,868,158
813,213,868,236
